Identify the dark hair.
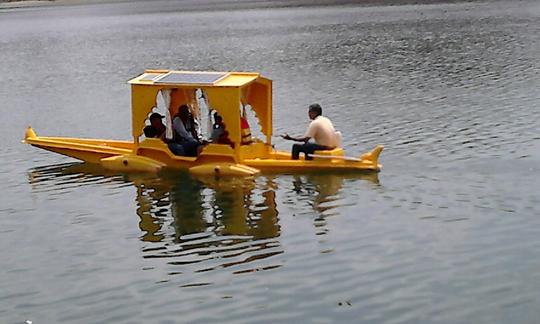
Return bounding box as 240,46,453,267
149,112,164,120
179,104,189,112
308,103,322,116
143,125,157,138
213,111,223,123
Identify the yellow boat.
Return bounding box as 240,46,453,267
23,69,383,176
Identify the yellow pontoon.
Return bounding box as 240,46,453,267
23,70,383,176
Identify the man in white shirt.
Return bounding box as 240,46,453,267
281,103,338,160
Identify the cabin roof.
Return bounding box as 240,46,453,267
128,70,261,87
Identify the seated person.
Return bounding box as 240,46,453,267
149,112,167,140
143,125,157,138
172,105,203,157
281,103,338,160
211,112,232,145
143,125,185,156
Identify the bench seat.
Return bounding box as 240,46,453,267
313,147,344,156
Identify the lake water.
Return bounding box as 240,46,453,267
1,0,540,323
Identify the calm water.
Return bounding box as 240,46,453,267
1,1,540,323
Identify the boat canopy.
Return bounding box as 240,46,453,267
128,70,272,147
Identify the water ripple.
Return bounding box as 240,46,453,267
3,1,540,323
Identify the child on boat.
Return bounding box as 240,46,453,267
211,112,232,145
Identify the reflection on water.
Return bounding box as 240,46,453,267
134,173,284,275
27,163,378,278
293,172,379,215
291,172,379,236
28,163,283,274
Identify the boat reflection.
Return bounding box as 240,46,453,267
291,172,379,213
27,163,283,274
133,172,280,241
290,172,379,235
27,163,378,275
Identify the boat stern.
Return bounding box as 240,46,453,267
360,145,384,170
22,125,37,144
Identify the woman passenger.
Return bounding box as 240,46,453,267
172,105,203,156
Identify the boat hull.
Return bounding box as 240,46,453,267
24,127,382,176
24,127,133,163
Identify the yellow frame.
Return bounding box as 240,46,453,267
128,70,273,158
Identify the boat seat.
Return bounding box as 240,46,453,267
313,147,344,156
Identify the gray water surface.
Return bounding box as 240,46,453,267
1,1,540,323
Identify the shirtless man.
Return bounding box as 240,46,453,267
281,103,338,160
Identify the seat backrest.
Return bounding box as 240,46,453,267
334,131,342,148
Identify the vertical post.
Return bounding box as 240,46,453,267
266,79,273,147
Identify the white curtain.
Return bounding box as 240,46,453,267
160,89,173,140
200,90,213,136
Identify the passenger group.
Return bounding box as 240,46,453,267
143,104,233,157
144,102,340,160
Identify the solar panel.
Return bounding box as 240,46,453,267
154,72,227,85
139,73,163,81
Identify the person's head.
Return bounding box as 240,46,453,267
143,125,157,138
308,103,322,120
179,105,190,120
149,112,165,128
213,111,223,124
